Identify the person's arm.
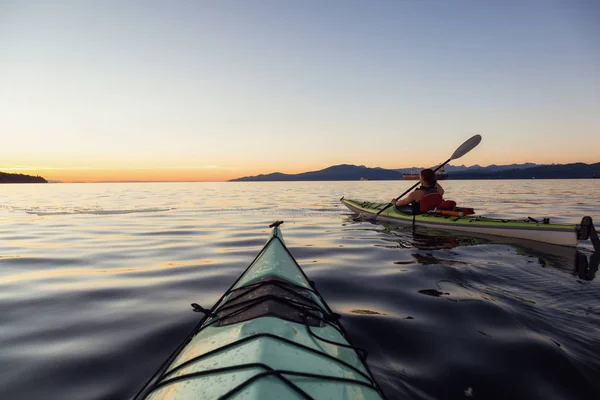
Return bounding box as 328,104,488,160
435,183,444,196
393,192,416,207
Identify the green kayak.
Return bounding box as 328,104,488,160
341,198,599,248
134,221,386,400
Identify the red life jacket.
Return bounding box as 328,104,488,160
417,186,443,213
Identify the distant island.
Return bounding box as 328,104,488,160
229,162,600,181
0,171,47,183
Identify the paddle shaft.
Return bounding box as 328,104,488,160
376,157,450,216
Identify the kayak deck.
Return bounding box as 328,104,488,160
342,198,581,247
135,222,386,400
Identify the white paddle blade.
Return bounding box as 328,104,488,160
451,134,482,160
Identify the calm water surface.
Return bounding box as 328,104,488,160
1,180,599,399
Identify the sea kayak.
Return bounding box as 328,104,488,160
341,198,595,247
134,221,386,400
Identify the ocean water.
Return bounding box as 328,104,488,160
0,180,599,400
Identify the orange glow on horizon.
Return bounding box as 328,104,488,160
3,153,599,183
8,168,237,183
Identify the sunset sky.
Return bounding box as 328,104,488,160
1,1,599,182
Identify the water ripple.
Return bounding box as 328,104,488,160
0,181,599,399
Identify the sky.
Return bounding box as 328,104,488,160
1,1,599,182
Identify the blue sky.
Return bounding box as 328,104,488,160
1,1,598,181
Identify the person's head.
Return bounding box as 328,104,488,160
420,169,436,186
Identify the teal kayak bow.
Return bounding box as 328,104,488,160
134,221,387,400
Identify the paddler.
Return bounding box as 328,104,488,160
392,168,444,213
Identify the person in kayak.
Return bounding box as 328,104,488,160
392,168,444,214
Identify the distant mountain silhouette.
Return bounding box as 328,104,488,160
451,162,600,179
0,172,47,183
230,164,402,181
230,162,600,181
394,163,539,174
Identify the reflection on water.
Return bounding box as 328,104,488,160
349,309,387,316
576,253,599,281
366,214,598,282
0,180,599,400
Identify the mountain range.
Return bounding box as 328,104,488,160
393,163,539,174
230,162,600,181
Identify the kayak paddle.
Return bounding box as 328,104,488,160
373,134,482,218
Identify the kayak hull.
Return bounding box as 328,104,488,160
341,198,580,247
137,224,386,400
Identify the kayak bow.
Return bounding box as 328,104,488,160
134,221,386,400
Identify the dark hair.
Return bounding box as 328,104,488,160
420,169,436,185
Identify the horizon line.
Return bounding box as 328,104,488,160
3,160,599,183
